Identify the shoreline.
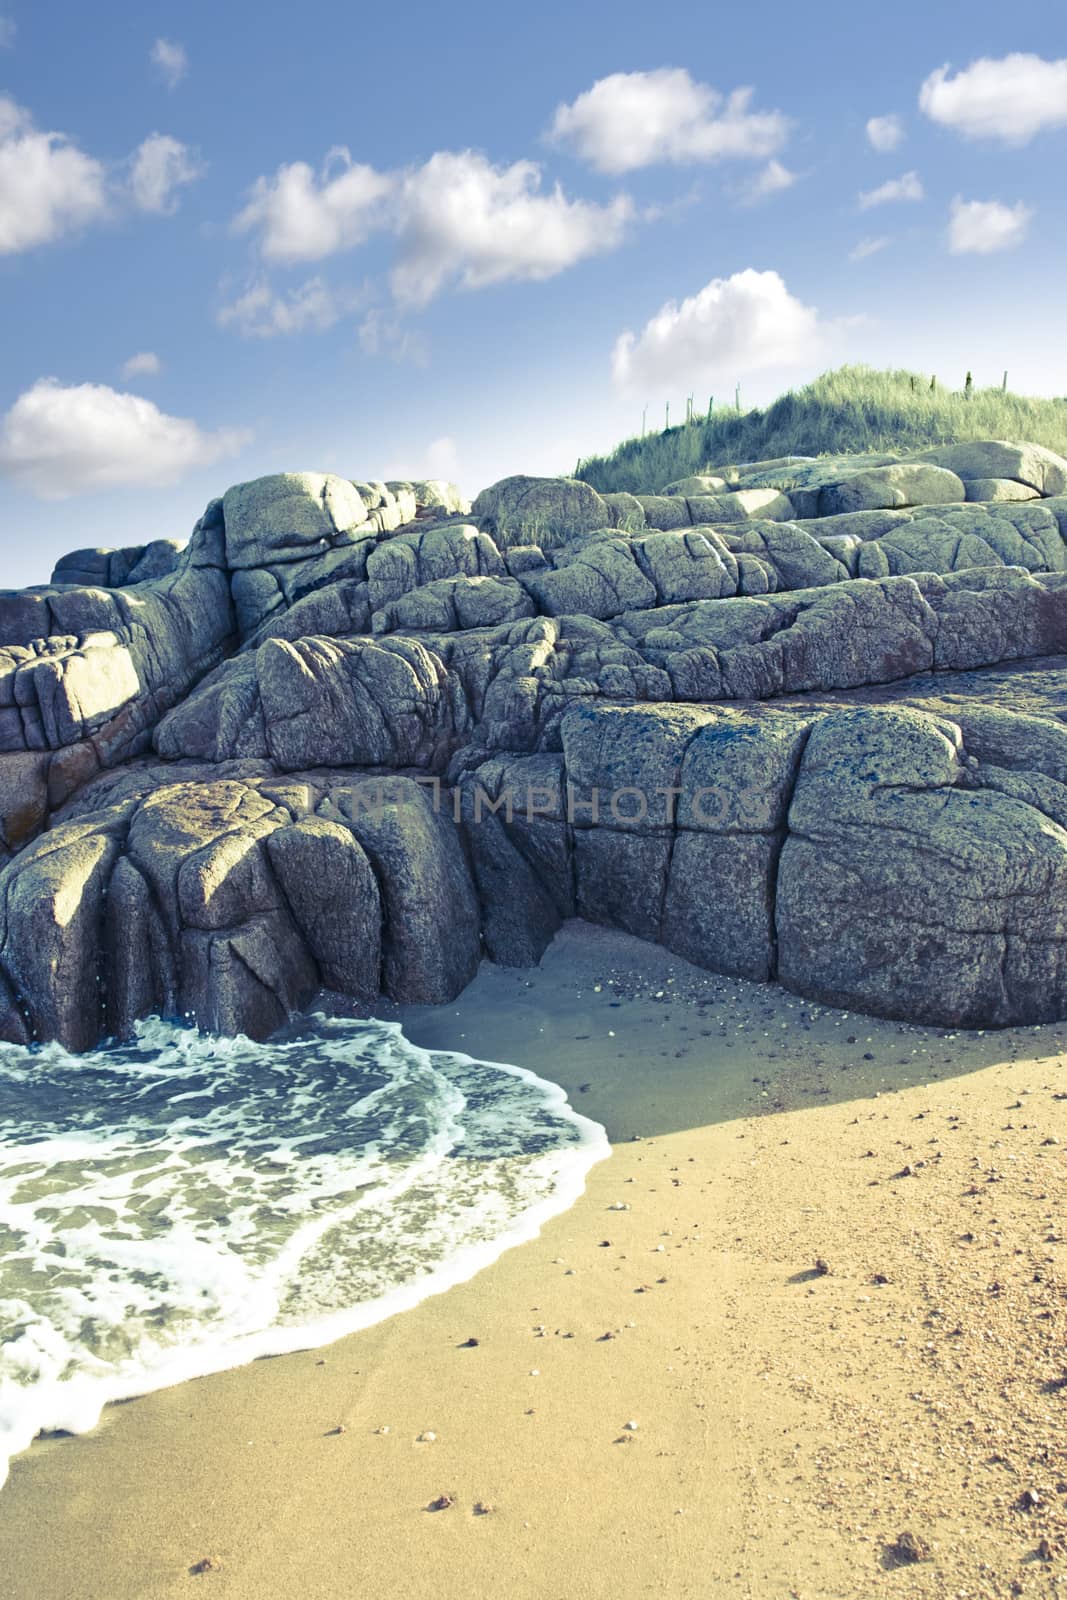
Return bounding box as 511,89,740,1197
2,922,1066,1598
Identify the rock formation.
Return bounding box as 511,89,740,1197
5,444,1067,1047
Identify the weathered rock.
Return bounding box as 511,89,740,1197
386,478,470,516
457,756,564,966
661,709,811,979
7,446,1067,1046
634,495,691,531
326,778,480,1002
523,538,657,619
818,463,966,516
373,574,535,634
158,634,454,769
600,492,646,530
963,478,1041,503
471,476,607,549
366,523,504,610
265,819,381,997
911,441,1067,498
222,472,369,568
777,707,1067,1025
51,539,184,588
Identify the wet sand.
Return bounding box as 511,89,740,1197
2,921,1066,1599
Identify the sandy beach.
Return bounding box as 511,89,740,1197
2,921,1066,1600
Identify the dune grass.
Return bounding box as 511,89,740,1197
575,366,1067,495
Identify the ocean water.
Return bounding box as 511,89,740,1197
0,1014,608,1489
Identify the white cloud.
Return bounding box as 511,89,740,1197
741,159,798,203
612,268,826,391
0,379,249,498
920,54,1067,145
866,114,903,152
858,170,923,209
233,147,393,262
128,133,203,214
218,277,361,337
849,235,889,263
0,95,202,253
0,94,108,254
0,17,15,48
120,351,162,379
390,150,633,307
549,68,788,174
358,307,429,365
234,146,632,306
948,196,1033,254
150,38,187,90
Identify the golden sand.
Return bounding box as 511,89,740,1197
2,924,1065,1599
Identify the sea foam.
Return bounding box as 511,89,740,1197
0,1014,608,1488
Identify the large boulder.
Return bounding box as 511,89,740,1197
818,463,966,516
471,475,607,549
777,707,1067,1025
910,441,1067,498
222,472,369,568
51,539,184,588
0,767,481,1046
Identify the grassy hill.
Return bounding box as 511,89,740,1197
575,366,1067,495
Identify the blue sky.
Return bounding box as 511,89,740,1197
0,1,1065,584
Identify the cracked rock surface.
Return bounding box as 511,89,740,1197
5,444,1067,1046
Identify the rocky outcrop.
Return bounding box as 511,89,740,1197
5,443,1067,1046
0,766,479,1050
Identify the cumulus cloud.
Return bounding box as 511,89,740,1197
234,146,633,305
390,150,633,306
549,68,788,173
740,159,798,204
611,268,826,391
0,94,108,253
0,17,16,48
0,379,249,498
948,196,1033,254
866,114,903,152
920,54,1067,144
218,277,362,337
0,96,203,252
849,235,889,263
128,133,203,214
233,148,393,262
858,170,923,209
150,38,187,90
120,351,162,379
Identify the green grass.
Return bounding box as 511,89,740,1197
575,366,1067,495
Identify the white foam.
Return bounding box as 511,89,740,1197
0,1016,609,1488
